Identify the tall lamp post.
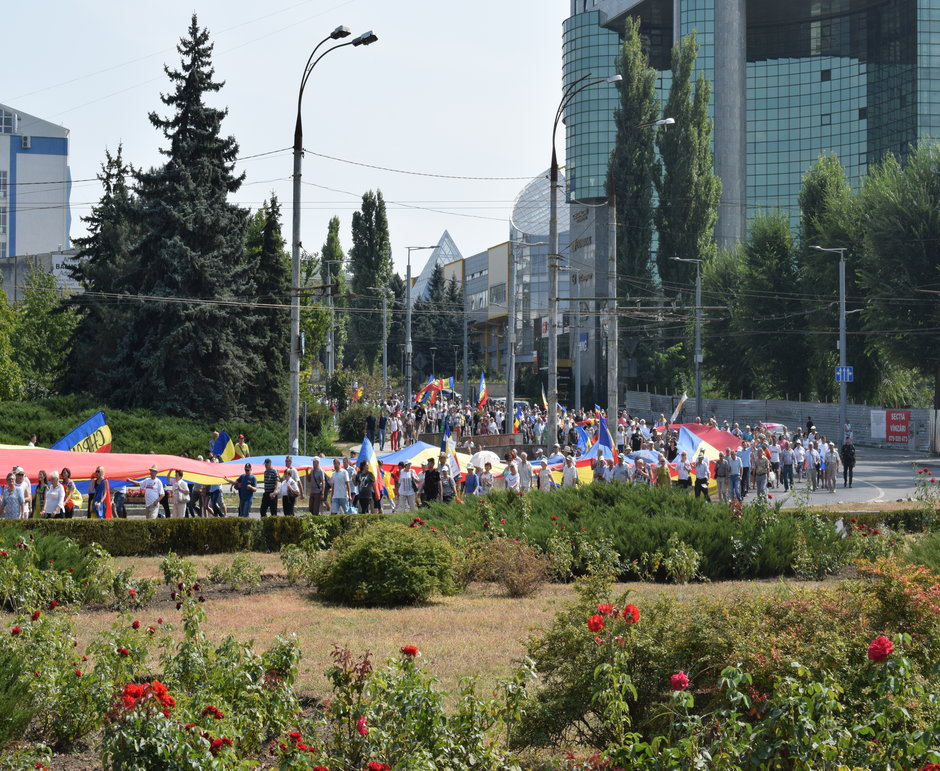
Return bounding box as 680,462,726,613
290,26,377,454
673,257,703,419
811,245,848,442
547,72,622,452
404,244,439,407
430,346,438,379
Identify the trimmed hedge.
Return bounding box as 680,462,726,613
0,515,383,557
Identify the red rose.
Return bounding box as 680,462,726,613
400,645,419,657
118,647,130,656
596,603,615,616
587,614,605,633
366,764,391,771
128,588,136,598
622,604,641,624
157,617,163,624
0,551,6,557
550,515,558,520
202,705,224,719
49,600,58,609
74,669,82,677
868,635,893,662
767,494,774,499
499,518,506,524
314,767,330,771
132,620,140,630
11,626,21,636
31,610,41,622
148,625,156,634
671,671,690,691
357,716,369,736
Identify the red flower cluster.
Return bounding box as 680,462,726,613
916,764,940,771
550,515,558,521
364,764,390,771
596,603,615,616
209,736,233,756
849,521,882,537
868,635,893,663
118,681,176,717
400,645,419,657
622,604,641,624
202,705,225,720
131,620,140,630
282,730,316,753
0,550,6,557
357,716,369,736
11,626,21,636
128,588,136,598
31,610,41,622
410,516,425,527
587,615,605,633
117,647,130,657
49,600,58,610
671,670,690,691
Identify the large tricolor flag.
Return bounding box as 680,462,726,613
477,372,488,408
513,405,523,434
597,413,618,463
415,376,453,406
670,392,689,424
50,411,112,453
356,436,384,501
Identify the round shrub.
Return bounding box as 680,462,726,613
312,522,458,606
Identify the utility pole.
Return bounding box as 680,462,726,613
368,285,390,394
404,245,438,407
672,257,703,419
607,193,618,423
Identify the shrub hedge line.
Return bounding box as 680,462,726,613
0,515,383,557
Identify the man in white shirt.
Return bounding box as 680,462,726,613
329,458,352,514
824,442,841,493
518,452,532,492
133,465,165,519
537,460,554,491
12,467,32,513
727,449,742,501
611,456,632,483
561,456,579,487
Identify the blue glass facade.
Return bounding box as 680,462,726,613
565,0,940,232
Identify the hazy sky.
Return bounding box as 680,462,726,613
6,0,570,275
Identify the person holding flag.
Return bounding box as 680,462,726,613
355,437,385,512
477,372,488,409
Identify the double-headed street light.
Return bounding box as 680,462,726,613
811,245,848,442
289,26,377,454
547,72,622,452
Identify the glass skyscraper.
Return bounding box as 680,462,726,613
564,0,940,243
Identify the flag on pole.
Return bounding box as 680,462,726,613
597,413,618,463
513,405,523,433
50,411,112,453
477,372,488,408
211,431,236,462
669,392,689,424
356,436,384,501
541,384,548,411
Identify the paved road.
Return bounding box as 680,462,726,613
767,447,934,508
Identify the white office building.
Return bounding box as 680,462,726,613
0,104,71,262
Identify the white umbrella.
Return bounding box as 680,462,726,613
469,450,501,468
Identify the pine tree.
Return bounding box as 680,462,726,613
244,195,289,418
348,190,392,371
608,16,659,296
0,285,23,400
65,145,138,396
320,216,348,366
655,30,721,292
108,15,254,418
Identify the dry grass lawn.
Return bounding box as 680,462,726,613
7,553,823,699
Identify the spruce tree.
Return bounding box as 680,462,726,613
244,195,289,418
110,15,254,418
348,190,392,371
65,145,138,396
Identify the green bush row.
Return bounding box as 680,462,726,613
0,515,383,557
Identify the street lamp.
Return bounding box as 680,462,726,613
290,26,378,454
547,72,622,452
405,245,439,407
811,245,848,442
430,346,438,379
672,257,703,419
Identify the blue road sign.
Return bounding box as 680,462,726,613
835,366,854,383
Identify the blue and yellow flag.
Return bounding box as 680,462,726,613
211,430,236,462
513,405,523,433
50,411,112,453
356,436,384,501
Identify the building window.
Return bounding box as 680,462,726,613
0,241,5,259
0,109,15,134
858,107,867,120
0,170,6,198
821,113,831,125
0,205,6,235
821,69,831,82
489,283,506,306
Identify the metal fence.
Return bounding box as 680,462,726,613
623,390,938,453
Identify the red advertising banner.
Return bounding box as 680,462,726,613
886,410,910,444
